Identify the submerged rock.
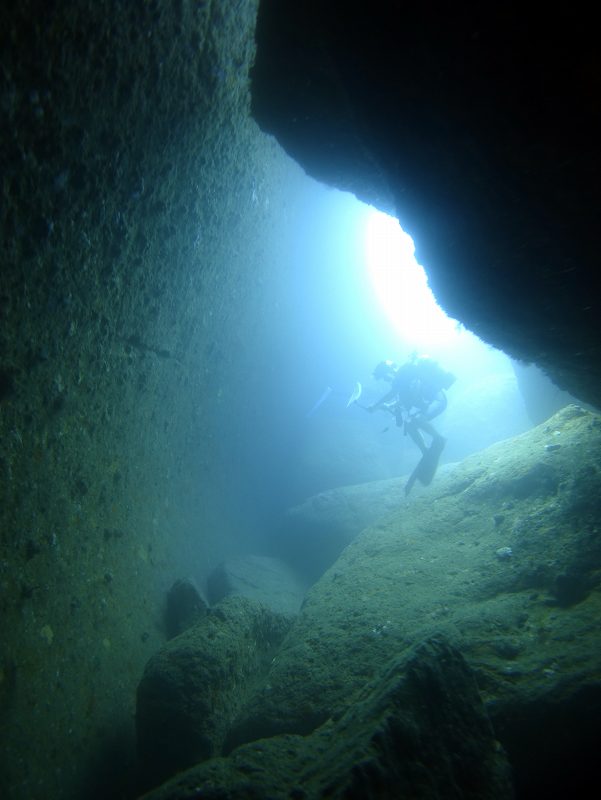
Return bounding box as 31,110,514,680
278,477,405,582
165,578,208,639
139,406,601,798
136,596,292,792
226,405,601,797
140,637,513,800
207,554,307,615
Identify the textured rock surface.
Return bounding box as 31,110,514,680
278,478,405,582
136,596,292,792
2,3,600,798
252,3,601,407
0,4,313,797
207,555,307,615
227,405,601,797
140,638,513,800
165,579,208,640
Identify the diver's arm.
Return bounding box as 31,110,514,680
368,388,397,412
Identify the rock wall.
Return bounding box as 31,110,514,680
0,3,307,798
251,2,601,407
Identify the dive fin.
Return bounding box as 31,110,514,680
405,436,446,495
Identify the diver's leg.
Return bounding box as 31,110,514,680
404,394,448,494
417,417,446,445
417,392,447,446
405,420,428,454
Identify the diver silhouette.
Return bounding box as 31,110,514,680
369,354,455,495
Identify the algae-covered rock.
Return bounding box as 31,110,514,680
226,405,601,796
140,637,513,800
207,555,307,615
137,406,600,798
278,477,405,582
165,578,208,639
136,596,292,792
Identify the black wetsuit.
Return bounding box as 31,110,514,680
392,360,450,422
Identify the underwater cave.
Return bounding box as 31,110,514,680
1,2,600,799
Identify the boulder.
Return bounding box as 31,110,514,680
136,596,292,792
138,405,601,798
278,477,405,582
278,367,534,585
165,578,208,639
140,637,513,800
227,405,601,797
207,555,307,615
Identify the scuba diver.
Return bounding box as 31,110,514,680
369,354,456,495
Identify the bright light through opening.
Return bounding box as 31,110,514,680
365,209,459,349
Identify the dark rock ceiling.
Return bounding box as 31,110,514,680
251,1,601,408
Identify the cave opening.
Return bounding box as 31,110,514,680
1,2,597,799
225,178,560,532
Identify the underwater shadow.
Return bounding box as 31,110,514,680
77,724,138,800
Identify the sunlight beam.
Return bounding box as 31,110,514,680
364,209,459,349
